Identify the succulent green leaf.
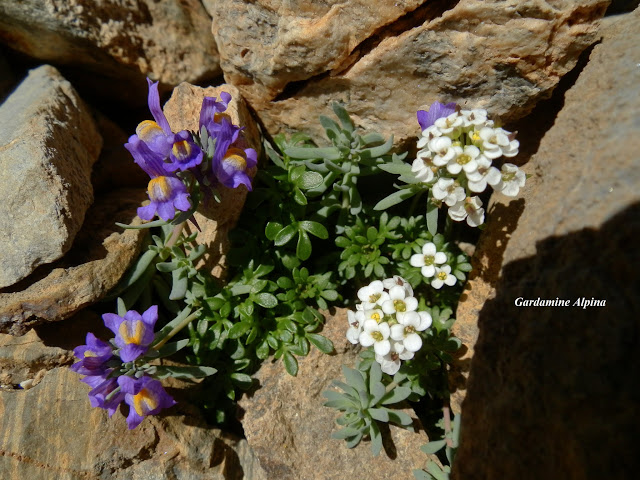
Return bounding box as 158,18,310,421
152,365,217,379
285,146,341,161
265,221,283,240
254,292,278,308
307,333,334,354
296,229,312,260
299,220,329,239
283,351,298,376
274,223,298,246
374,188,419,211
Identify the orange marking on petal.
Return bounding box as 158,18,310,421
136,120,164,142
133,388,158,416
223,147,247,171
148,177,172,202
118,320,146,345
84,351,98,358
172,140,191,159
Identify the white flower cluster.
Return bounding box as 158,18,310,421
409,242,456,288
412,107,526,227
346,277,432,375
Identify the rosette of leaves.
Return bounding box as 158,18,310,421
276,267,339,310
335,211,401,283
323,361,414,456
283,103,395,229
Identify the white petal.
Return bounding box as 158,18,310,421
403,333,423,352
418,311,433,330
434,252,447,264
445,274,457,286
421,264,436,277
381,300,396,314
431,278,444,289
404,297,419,311
388,285,406,300
422,242,436,255
363,319,380,334
346,328,360,344
400,311,421,328
359,331,374,347
374,340,391,356
377,322,391,338
410,254,425,267
390,324,406,341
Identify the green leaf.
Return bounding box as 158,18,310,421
369,407,390,423
254,292,278,308
283,351,298,376
299,220,329,239
256,339,270,359
265,221,283,240
152,365,217,379
296,229,312,261
115,219,166,230
381,386,412,405
374,188,419,211
331,427,362,440
307,333,334,354
413,469,431,480
360,135,393,159
297,171,324,190
378,162,413,175
332,102,355,133
169,269,188,300
230,373,253,389
154,339,190,358
387,409,413,426
285,146,341,161
342,366,366,393
370,420,383,456
228,321,252,339
293,187,308,205
421,439,447,454
369,361,382,391
274,224,298,246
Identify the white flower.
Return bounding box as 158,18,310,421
411,154,437,183
362,308,384,324
431,265,457,289
448,196,485,227
494,163,526,197
410,242,447,278
375,350,402,375
477,127,519,159
433,112,464,136
346,310,364,344
446,144,481,175
417,125,442,148
390,311,430,353
381,286,418,318
357,280,390,310
428,136,457,166
432,178,466,207
460,108,488,127
466,156,501,193
382,276,414,298
359,320,391,356
418,311,433,330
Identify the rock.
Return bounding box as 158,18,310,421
0,189,148,336
0,0,221,104
0,65,102,289
238,308,430,479
0,365,267,479
451,10,640,480
209,0,610,145
0,48,15,101
0,329,72,389
162,83,261,279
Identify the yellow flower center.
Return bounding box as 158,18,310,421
118,320,146,345
133,388,158,416
457,154,471,165
393,300,406,312
371,331,384,342
437,271,448,281
502,171,516,182
424,255,435,266
368,293,381,303
148,177,172,202
371,312,381,323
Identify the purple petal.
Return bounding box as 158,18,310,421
417,101,457,130
103,313,124,337
125,134,171,178
146,78,172,135
119,343,148,362
199,92,232,132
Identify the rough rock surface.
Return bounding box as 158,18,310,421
452,10,640,479
162,83,261,279
0,0,221,103
0,189,148,335
210,0,609,145
0,319,267,480
0,65,102,289
238,308,430,479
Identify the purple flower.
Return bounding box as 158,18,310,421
210,118,257,190
417,101,457,131
87,375,126,417
103,306,158,362
118,375,177,429
125,135,191,221
70,332,113,376
199,92,232,135
132,79,203,172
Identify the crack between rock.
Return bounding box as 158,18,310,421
272,0,461,103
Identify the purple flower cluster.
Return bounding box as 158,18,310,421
71,305,176,429
125,79,258,222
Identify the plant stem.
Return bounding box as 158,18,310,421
443,401,454,448
152,310,201,350
385,381,399,393
165,222,185,248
